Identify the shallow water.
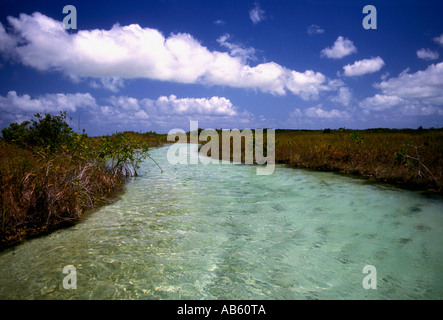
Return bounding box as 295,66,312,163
1,144,442,299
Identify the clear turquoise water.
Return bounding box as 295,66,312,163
1,144,442,299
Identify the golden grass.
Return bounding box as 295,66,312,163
277,129,443,193
0,132,167,249
201,128,443,194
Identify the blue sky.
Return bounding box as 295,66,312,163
0,0,442,135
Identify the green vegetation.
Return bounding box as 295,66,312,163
1,112,74,152
275,128,443,193
0,113,166,249
2,115,442,249
202,128,443,194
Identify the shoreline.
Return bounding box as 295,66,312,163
196,129,443,196
2,131,442,251
0,136,167,252
277,161,443,198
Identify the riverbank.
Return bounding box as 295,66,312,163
198,128,443,195
0,114,166,250
2,125,441,250
275,129,443,195
2,144,442,299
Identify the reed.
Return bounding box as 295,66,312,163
0,115,166,249
272,129,443,192
201,128,443,194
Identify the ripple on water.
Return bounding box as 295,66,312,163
1,145,443,299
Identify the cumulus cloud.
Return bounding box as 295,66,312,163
286,69,333,100
90,76,125,92
304,105,350,119
359,94,404,111
330,87,352,106
153,95,239,116
375,62,443,105
0,12,334,99
290,108,303,118
342,57,385,77
380,72,390,80
0,91,97,126
416,48,439,60
289,105,350,120
361,62,443,117
249,3,266,24
433,34,443,46
0,91,96,114
0,22,18,56
217,34,256,62
307,24,324,35
399,105,443,116
0,91,253,133
102,94,242,120
321,36,357,59
101,94,253,131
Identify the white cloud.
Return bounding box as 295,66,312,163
304,105,350,119
0,12,333,99
307,25,324,35
0,91,97,126
249,3,266,24
375,62,443,105
101,94,253,131
286,70,332,100
104,94,241,119
217,34,256,63
361,62,443,116
416,48,439,60
213,20,226,25
330,87,352,106
90,76,125,92
342,57,385,77
380,72,390,80
243,62,288,95
399,104,443,116
0,22,18,56
0,91,96,114
288,105,351,125
359,94,404,111
153,95,238,116
0,91,254,132
433,34,443,46
321,36,357,59
290,108,303,118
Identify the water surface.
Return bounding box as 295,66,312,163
1,144,442,299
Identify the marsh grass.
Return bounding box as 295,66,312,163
0,130,166,249
201,128,443,194
276,129,443,193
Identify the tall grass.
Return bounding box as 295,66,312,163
201,128,443,194
0,140,122,244
272,129,443,192
0,130,166,249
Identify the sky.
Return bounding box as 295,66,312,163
0,0,442,136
